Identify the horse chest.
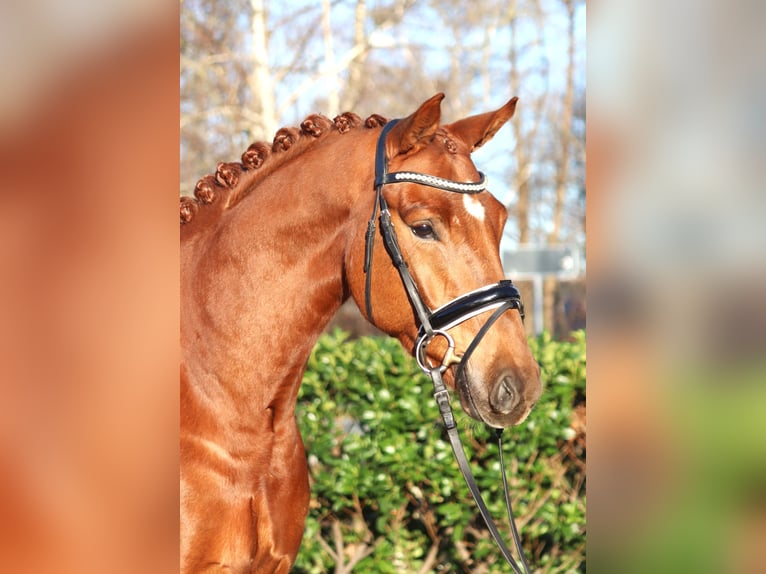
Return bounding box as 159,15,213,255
181,405,309,573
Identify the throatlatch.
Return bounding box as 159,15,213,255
363,120,531,574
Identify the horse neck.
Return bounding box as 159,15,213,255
181,130,374,412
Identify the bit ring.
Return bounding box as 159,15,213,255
415,330,460,374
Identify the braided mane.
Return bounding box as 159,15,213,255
180,112,388,225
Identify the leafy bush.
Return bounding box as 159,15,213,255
294,330,585,573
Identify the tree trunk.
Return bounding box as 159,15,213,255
547,0,576,243
249,0,277,140
508,0,531,244
322,0,340,116
340,0,368,112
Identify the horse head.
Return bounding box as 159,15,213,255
347,93,542,428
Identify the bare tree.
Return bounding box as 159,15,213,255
547,0,578,244
506,0,548,244
339,0,369,112
250,0,277,139
180,0,255,194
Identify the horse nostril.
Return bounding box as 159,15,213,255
490,376,520,415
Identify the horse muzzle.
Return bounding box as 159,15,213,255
456,366,540,428
414,280,540,428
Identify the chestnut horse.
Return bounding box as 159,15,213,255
180,94,542,573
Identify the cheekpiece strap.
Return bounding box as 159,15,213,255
374,120,400,190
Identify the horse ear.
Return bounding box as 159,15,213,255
446,96,518,152
385,93,444,158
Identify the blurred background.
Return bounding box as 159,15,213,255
1,0,764,572
588,0,766,571
0,2,180,573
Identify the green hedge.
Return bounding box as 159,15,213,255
294,330,585,573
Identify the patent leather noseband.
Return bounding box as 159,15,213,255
362,120,531,574
424,280,525,333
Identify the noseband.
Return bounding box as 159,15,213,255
363,120,531,573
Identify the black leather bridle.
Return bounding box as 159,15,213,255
363,119,532,574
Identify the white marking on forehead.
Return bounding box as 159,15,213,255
463,194,486,222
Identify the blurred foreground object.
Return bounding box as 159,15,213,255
0,2,179,573
588,0,766,572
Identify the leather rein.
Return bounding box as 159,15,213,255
363,120,532,573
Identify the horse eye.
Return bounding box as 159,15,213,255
411,223,436,239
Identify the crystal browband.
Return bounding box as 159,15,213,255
380,171,487,194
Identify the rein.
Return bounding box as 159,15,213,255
363,120,531,573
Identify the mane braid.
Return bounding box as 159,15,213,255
180,112,389,225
